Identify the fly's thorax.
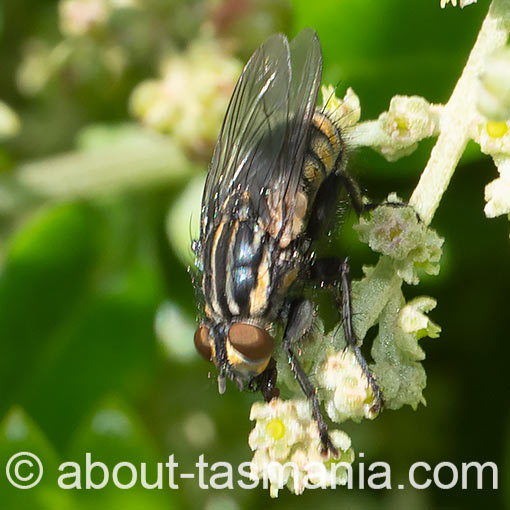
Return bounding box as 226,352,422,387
201,209,277,322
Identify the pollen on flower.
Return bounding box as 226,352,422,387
474,121,510,158
266,418,285,440
486,121,508,138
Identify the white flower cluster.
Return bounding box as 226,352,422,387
249,399,354,497
130,39,241,156
354,194,444,285
59,0,138,37
484,155,510,219
317,349,377,423
340,91,440,161
374,96,440,162
478,47,510,121
440,0,478,7
59,0,111,36
399,297,441,340
473,47,510,221
321,84,360,129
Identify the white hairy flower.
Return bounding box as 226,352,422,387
440,0,478,8
399,296,441,340
249,398,354,497
318,349,377,423
484,155,510,218
375,96,438,162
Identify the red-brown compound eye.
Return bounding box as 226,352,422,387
227,323,273,361
194,326,213,361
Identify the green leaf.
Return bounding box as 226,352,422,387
66,397,176,510
23,260,163,448
0,407,72,510
0,204,104,415
371,289,427,410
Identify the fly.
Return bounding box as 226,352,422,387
192,28,382,456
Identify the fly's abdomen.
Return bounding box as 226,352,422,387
302,111,344,191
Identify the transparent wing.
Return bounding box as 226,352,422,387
201,33,291,236
200,29,322,243
271,28,322,237
246,28,322,242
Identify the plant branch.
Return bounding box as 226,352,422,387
410,0,510,225
353,0,510,339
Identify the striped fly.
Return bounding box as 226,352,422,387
192,28,382,455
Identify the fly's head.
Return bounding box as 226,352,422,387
194,320,274,392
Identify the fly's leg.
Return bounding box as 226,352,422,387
338,170,365,216
338,258,384,414
304,152,386,419
249,357,280,402
340,170,413,217
283,298,339,457
311,257,384,415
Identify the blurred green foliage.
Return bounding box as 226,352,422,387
0,0,508,509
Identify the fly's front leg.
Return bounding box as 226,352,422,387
249,357,280,402
338,170,365,216
283,298,339,457
311,257,384,415
339,170,411,217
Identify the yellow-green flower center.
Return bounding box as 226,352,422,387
396,117,409,135
389,224,403,241
486,121,508,138
266,418,285,440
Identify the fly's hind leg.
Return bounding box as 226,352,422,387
282,298,339,457
311,257,384,416
303,151,386,421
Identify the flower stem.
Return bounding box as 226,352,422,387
354,0,510,339
410,0,510,225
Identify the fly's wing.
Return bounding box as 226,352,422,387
200,34,291,238
269,28,322,242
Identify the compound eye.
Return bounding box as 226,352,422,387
194,325,212,361
227,323,273,361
